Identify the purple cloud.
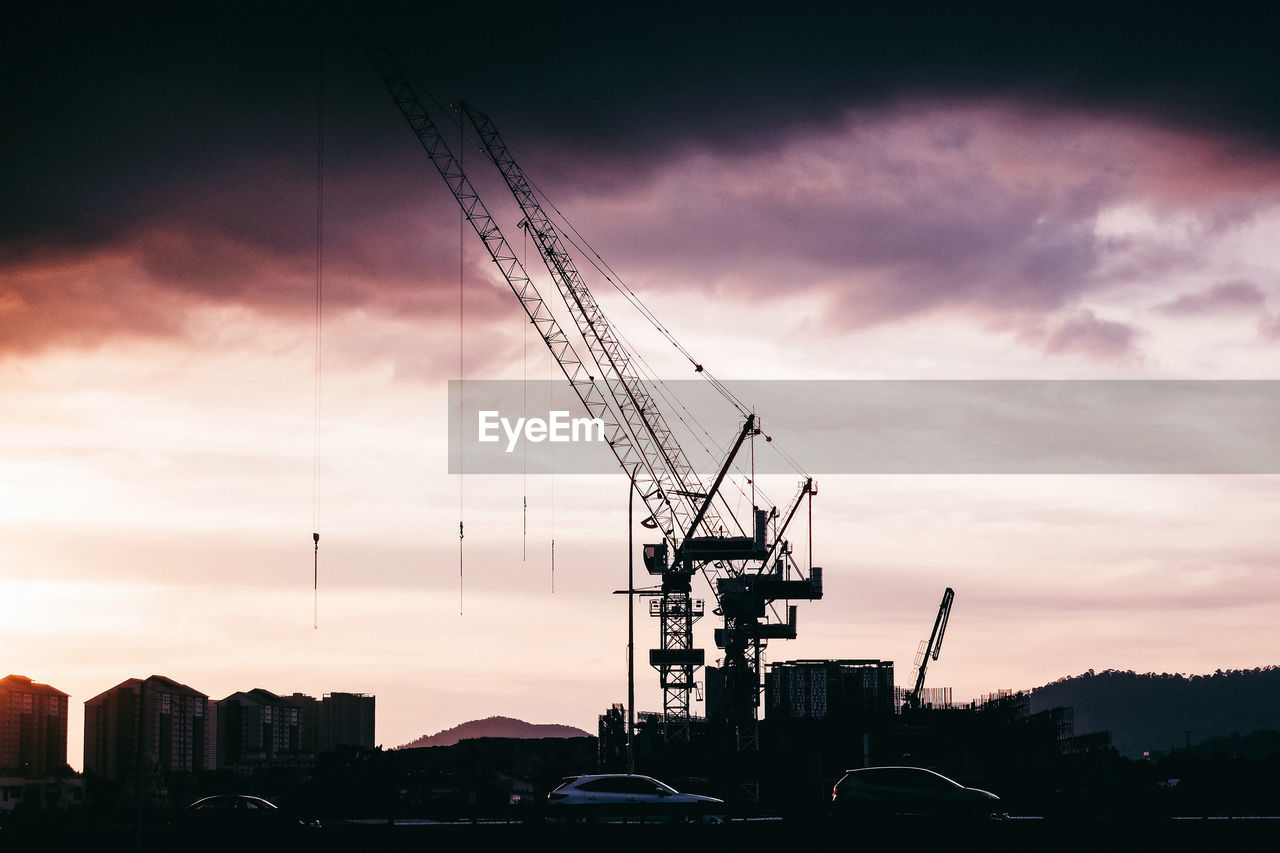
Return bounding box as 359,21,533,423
1041,308,1142,362
1155,280,1266,316
4,97,1278,366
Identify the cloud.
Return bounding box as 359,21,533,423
574,105,1115,315
1040,308,1142,362
1155,280,1267,316
0,202,514,368
0,251,185,354
567,103,1280,354
1261,313,1280,341
5,95,1279,365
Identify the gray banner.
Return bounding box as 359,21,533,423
447,380,1279,475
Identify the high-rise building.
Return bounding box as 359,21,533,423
0,675,69,778
274,691,375,755
216,689,306,772
289,692,321,754
321,692,375,751
83,676,216,783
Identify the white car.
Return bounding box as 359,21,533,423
547,774,724,822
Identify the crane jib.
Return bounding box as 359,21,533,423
356,27,823,743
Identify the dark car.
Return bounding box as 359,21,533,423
177,794,319,839
832,767,1002,821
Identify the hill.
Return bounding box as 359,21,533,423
398,715,592,749
1029,667,1280,759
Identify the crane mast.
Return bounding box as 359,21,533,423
361,39,822,743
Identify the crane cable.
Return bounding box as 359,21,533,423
549,355,556,593
522,226,528,563
452,113,752,420
610,320,779,529
448,94,807,584
452,112,790,515
527,177,753,417
520,163,813,497
458,113,465,616
312,9,325,631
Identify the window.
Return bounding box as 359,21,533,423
619,777,669,795
577,776,671,795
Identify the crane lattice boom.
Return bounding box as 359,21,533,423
357,31,823,744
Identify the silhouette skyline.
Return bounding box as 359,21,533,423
8,664,1276,776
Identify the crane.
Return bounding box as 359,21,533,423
357,34,822,743
906,587,955,710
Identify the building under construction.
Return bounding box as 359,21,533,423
599,656,1112,813
762,660,895,723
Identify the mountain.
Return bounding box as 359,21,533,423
398,716,592,749
1029,667,1280,759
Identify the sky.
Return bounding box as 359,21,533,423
3,2,1279,770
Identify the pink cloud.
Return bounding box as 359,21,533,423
1041,308,1142,362
1155,280,1266,316
5,98,1279,367
0,204,517,359
0,250,185,354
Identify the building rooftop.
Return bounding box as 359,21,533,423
85,675,207,704
0,674,69,698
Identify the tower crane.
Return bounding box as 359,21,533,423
906,587,954,710
358,37,822,743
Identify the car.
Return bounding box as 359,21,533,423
831,766,1002,821
178,794,319,838
185,793,282,813
547,774,724,823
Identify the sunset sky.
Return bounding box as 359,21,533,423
3,3,1279,770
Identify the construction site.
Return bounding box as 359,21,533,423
350,19,1114,820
